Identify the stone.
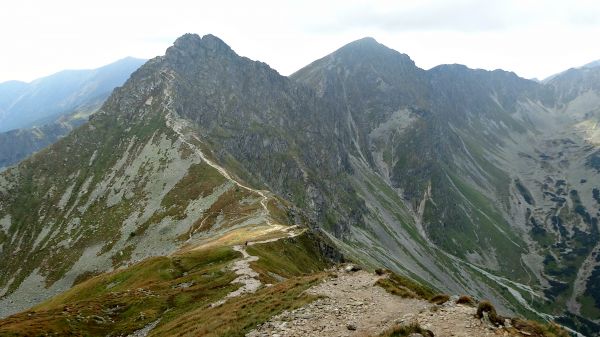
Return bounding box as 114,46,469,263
344,264,361,272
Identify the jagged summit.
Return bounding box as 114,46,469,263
165,33,237,66
171,33,231,52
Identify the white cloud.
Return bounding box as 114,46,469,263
0,0,599,82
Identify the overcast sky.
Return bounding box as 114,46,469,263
1,0,600,83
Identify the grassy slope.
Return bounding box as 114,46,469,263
0,109,170,291
0,233,333,337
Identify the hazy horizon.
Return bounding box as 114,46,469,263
1,0,600,83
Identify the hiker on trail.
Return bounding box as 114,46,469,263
245,241,248,247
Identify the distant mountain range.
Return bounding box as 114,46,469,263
0,34,598,336
0,58,145,169
0,57,145,132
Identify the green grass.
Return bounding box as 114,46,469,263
0,231,334,337
579,294,600,319
0,247,240,336
158,162,228,221
149,273,325,337
247,232,333,283
0,108,172,293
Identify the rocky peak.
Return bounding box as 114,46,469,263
165,33,237,67
330,37,416,69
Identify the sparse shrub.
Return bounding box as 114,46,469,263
430,294,450,305
456,295,475,306
375,268,386,276
378,322,434,337
476,300,504,326
476,300,494,317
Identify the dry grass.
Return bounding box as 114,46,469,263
474,301,570,337
0,231,333,337
377,322,434,337
374,268,386,276
476,300,505,326
375,271,436,300
456,295,476,306
430,294,450,305
0,247,240,336
509,318,570,337
149,273,326,337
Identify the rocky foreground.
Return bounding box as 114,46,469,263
248,267,567,337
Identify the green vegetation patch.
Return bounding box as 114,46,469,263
149,273,326,337
0,246,239,336
247,232,333,283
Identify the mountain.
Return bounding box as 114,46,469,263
0,118,80,171
582,60,600,69
0,57,146,132
0,108,96,171
0,58,145,170
293,39,600,332
0,34,597,336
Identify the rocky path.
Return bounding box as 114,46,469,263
211,244,261,307
248,269,428,337
413,303,505,337
163,87,309,309
247,268,525,337
212,227,306,307
164,98,280,232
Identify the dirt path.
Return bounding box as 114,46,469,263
162,82,309,308
247,268,524,337
212,227,307,307
164,96,280,232
211,244,261,307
